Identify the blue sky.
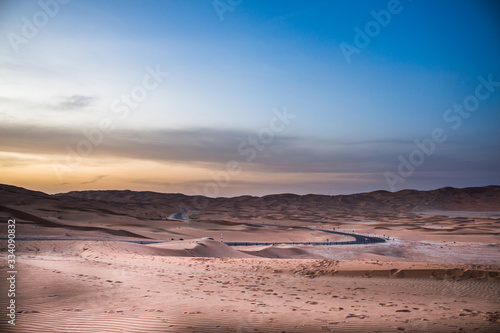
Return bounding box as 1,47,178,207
1,0,499,196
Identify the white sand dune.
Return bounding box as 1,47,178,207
239,244,324,259
148,239,256,258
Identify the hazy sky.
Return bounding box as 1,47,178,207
1,0,499,196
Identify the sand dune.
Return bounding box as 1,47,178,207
239,244,324,259
58,185,500,216
2,240,499,332
1,184,499,332
148,239,256,258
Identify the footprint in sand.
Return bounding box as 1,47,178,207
345,314,366,319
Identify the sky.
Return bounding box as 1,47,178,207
0,0,499,197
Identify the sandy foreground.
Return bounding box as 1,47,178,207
0,238,499,333
0,185,499,332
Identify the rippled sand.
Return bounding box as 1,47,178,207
1,240,498,333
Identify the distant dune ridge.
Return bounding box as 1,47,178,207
1,183,499,210
1,184,499,231
58,185,500,212
1,183,499,240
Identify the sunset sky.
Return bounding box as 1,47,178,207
1,0,499,196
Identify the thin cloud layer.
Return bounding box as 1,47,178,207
1,124,499,177
55,95,95,110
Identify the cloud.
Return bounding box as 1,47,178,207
80,174,108,184
55,95,95,110
1,124,499,178
0,124,389,172
0,94,97,124
0,152,47,168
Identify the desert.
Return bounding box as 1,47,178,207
1,184,499,332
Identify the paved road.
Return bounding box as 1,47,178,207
224,222,386,246
1,221,386,246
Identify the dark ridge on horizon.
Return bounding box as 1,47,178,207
1,183,500,200
1,183,499,214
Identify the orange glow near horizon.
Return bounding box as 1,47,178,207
0,151,385,196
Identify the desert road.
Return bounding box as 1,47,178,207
225,222,386,246
1,222,386,246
